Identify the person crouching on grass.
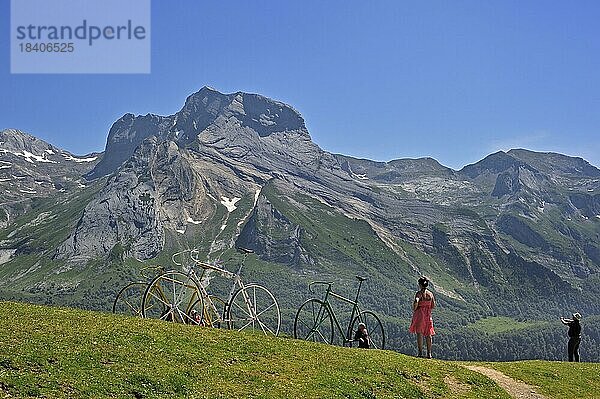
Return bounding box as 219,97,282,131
354,322,370,348
409,276,436,358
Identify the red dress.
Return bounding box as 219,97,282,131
409,295,435,336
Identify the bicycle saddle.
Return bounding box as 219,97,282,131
356,275,367,282
236,247,254,254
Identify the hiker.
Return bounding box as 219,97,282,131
354,322,370,349
560,312,582,362
409,276,436,358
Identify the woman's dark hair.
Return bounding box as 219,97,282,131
418,276,429,288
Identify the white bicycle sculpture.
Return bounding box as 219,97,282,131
113,247,281,336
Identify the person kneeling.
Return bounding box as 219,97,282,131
354,322,370,349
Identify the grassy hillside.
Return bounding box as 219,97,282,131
482,361,600,399
1,302,598,399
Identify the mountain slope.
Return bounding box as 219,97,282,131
5,301,600,399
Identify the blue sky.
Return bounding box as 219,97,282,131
1,1,599,169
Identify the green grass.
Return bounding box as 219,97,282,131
2,302,599,399
483,361,600,399
0,301,516,399
468,317,548,334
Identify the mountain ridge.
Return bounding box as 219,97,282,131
4,125,598,182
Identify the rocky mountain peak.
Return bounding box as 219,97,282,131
459,151,524,179
179,87,307,138
507,148,600,178
87,87,310,180
461,149,600,181
388,157,454,175
335,154,455,183
0,129,60,155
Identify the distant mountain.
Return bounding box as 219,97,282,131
334,154,455,183
0,129,101,227
1,87,599,361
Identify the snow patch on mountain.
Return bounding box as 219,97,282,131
254,189,261,206
221,196,240,212
186,216,202,225
12,150,57,164
0,249,17,265
62,154,98,163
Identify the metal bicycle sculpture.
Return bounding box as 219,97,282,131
112,265,165,317
113,247,281,336
294,275,385,349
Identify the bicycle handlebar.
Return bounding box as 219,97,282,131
171,249,194,266
171,248,243,275
190,249,204,264
308,281,333,294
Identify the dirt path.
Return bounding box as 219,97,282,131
464,365,547,399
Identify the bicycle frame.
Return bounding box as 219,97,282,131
171,249,256,325
309,278,365,344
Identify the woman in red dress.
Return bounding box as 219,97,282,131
409,276,436,358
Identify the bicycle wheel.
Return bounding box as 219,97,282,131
226,284,281,336
112,282,147,317
188,295,227,328
349,311,385,349
142,270,203,324
294,299,334,344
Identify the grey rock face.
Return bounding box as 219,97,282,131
59,87,327,261
86,114,173,180
492,168,522,197
176,88,306,141
569,193,600,219
58,138,200,260
496,214,549,249
490,164,547,198
236,194,313,267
